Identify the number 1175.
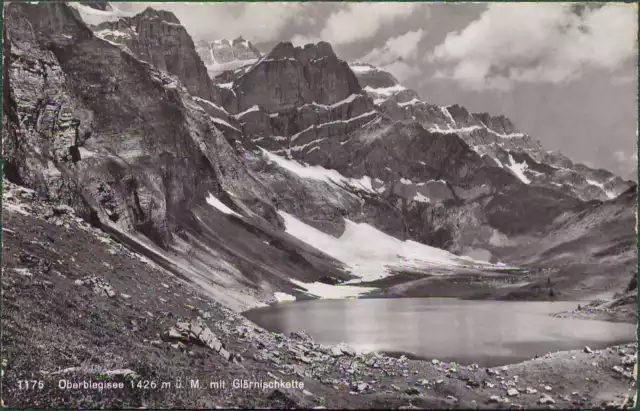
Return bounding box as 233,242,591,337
18,380,44,390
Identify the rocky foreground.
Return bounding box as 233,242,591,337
2,182,637,409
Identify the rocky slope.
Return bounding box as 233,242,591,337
2,185,637,409
2,2,355,310
195,36,261,78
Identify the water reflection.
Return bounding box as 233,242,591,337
244,298,636,367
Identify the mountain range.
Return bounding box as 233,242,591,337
3,2,636,311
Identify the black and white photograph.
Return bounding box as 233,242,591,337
1,1,638,408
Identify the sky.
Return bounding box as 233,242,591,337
116,2,638,180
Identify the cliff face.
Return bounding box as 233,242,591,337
92,7,218,102
232,42,362,112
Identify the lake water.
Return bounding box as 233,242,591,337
244,298,637,367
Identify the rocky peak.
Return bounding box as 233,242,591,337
472,112,517,135
92,7,218,102
232,41,361,112
136,7,181,25
268,41,337,63
350,62,399,89
231,35,247,46
444,104,478,127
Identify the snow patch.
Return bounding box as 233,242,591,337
94,29,132,40
363,84,406,98
507,154,531,184
234,105,260,119
68,3,131,26
206,193,242,217
586,179,617,199
413,193,431,203
349,64,375,74
428,125,483,134
209,116,240,132
486,128,526,139
279,211,492,283
319,111,378,127
440,106,457,127
292,138,326,152
289,278,375,299
274,292,296,303
260,149,376,194
398,98,424,107
193,97,229,114
290,111,378,141
298,94,362,111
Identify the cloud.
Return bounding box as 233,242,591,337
359,29,425,82
290,34,321,48
116,2,308,42
319,3,422,45
614,150,638,180
361,29,425,65
610,75,637,86
429,3,638,90
615,150,638,165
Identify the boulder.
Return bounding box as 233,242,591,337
167,317,227,359
488,395,510,404
538,394,555,405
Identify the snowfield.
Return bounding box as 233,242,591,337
348,64,375,74
206,193,242,217
363,84,407,98
279,211,493,287
260,149,377,194
288,278,376,299
507,154,531,184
